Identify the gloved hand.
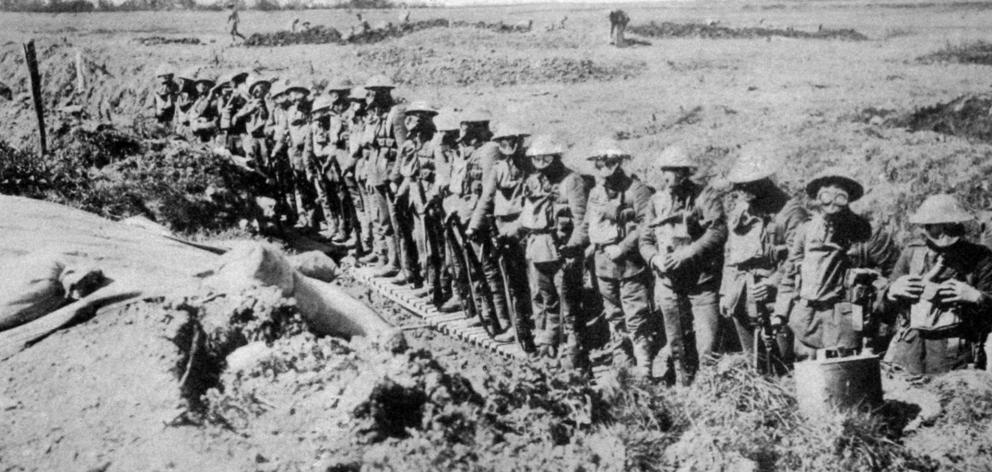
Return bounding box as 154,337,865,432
887,275,924,302
770,314,787,328
939,279,983,304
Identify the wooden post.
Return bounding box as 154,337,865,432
22,40,47,156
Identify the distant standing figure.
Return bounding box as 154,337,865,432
399,4,410,25
609,9,629,47
228,3,246,43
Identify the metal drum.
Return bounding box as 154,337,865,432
794,354,883,418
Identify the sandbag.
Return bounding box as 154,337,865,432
290,251,339,282
0,252,108,332
0,254,67,331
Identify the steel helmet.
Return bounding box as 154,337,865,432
364,74,395,89
727,142,778,183
491,123,529,141
459,108,493,124
154,62,175,78
269,78,289,98
654,145,696,169
311,95,333,114
434,109,460,132
193,69,216,87
326,80,353,93
246,75,271,94
348,87,366,101
587,138,629,160
284,81,310,96
526,134,566,157
404,100,438,115
805,169,864,202
229,71,249,85
176,66,199,82
908,194,974,225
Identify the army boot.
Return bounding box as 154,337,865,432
631,340,654,380
439,295,463,313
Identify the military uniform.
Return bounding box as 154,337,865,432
584,172,653,368
358,101,407,271
774,211,873,353
235,97,270,166
187,90,218,144
641,178,726,379
153,80,177,125
305,104,341,234
721,189,807,359
346,98,374,253
395,129,443,290
470,146,533,339
879,239,992,374
440,140,498,319
520,158,588,356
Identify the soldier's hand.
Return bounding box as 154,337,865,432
603,244,623,261
770,314,787,328
750,280,771,302
664,247,692,271
887,275,925,301
466,227,481,242
938,279,983,304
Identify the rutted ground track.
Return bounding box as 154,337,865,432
348,266,529,359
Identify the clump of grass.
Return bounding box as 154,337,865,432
917,40,992,65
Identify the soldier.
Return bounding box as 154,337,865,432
879,194,992,374
306,95,342,237
216,71,248,156
152,63,177,126
348,87,376,258
358,75,407,278
437,109,501,325
188,71,218,144
582,139,653,376
280,82,316,229
326,82,360,246
468,124,533,347
264,79,298,225
520,134,589,367
719,145,807,371
173,67,199,138
772,170,872,360
228,2,246,43
639,146,726,384
393,101,440,291
234,75,271,168
433,110,466,311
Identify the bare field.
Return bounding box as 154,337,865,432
4,1,992,471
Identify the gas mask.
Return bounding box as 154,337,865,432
924,223,965,248
593,156,622,180
497,136,521,157
661,168,692,190
404,114,423,133
531,154,556,171
816,185,849,216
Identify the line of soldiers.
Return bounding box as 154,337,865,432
151,65,992,383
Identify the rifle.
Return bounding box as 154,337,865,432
747,272,789,375
492,230,533,352
846,268,880,354
447,217,500,337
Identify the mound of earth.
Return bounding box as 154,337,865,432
629,21,868,41
885,93,992,143
134,36,202,46
357,44,645,87
242,18,530,48
917,41,992,65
